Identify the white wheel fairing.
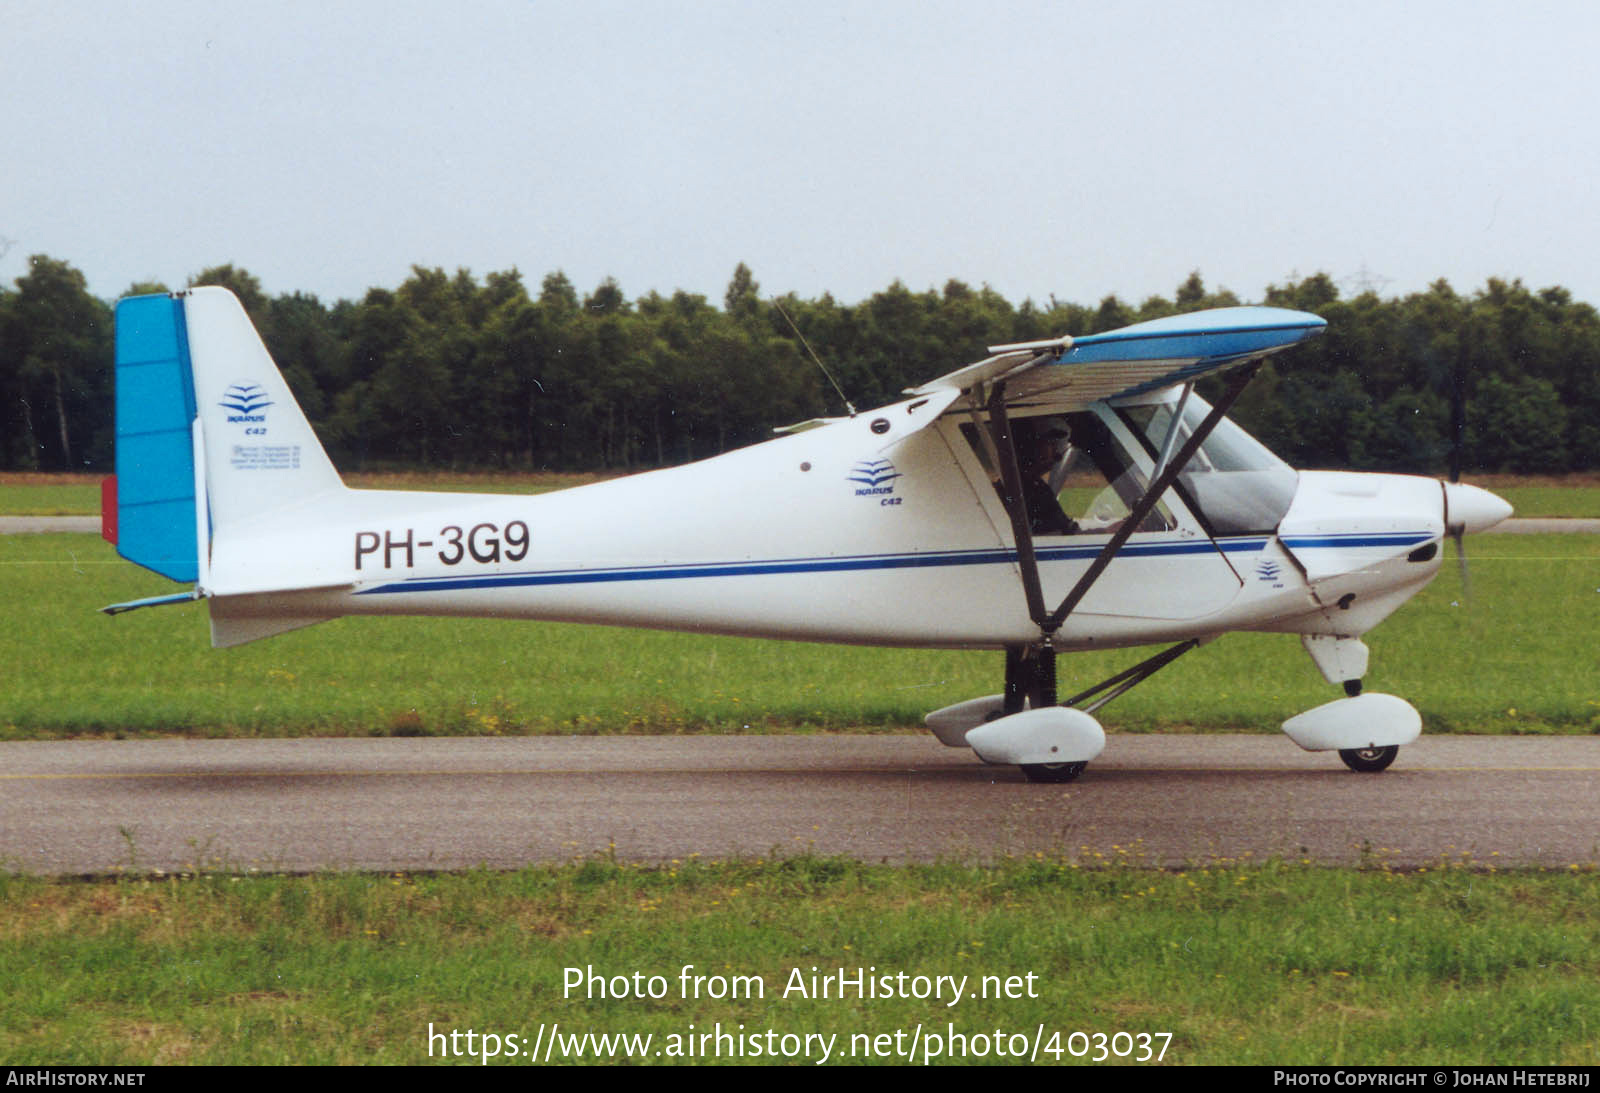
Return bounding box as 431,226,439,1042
1282,693,1422,752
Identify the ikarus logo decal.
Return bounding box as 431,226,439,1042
1254,557,1284,588
848,458,903,507
220,379,300,471
221,382,272,435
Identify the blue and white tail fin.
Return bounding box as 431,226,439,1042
107,287,346,642
183,286,345,536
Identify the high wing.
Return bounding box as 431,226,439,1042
905,305,1327,647
910,306,1326,408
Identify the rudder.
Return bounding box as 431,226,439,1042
111,294,200,582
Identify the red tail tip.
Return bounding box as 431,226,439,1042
101,475,117,544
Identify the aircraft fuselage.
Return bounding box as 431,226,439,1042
205,393,1461,654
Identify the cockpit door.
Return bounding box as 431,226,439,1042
957,404,1245,621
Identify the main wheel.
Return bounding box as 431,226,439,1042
1338,745,1398,773
1021,761,1086,784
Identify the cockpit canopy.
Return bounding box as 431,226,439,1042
962,391,1298,539
1117,393,1299,536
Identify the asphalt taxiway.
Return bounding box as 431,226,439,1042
4,735,1597,874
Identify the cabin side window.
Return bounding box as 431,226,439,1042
960,410,1176,536
1117,396,1299,536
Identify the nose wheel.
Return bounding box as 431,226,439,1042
1338,745,1399,773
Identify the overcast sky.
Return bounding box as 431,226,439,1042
5,1,1598,311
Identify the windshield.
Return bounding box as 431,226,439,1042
1119,395,1298,535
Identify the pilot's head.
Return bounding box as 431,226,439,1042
1019,420,1070,471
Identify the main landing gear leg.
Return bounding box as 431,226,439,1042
999,643,1058,714
1002,646,1027,716
998,644,1059,715
1004,639,1205,783
1016,643,1084,784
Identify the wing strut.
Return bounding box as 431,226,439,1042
1062,638,1202,714
985,380,1048,626
983,362,1262,641
1042,362,1259,634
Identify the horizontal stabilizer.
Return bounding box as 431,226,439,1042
100,591,200,616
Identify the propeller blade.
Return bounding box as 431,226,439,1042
1442,481,1511,604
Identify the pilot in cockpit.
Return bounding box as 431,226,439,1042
1013,420,1079,536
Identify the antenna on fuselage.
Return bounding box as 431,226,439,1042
772,298,857,417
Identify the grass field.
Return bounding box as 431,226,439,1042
4,859,1599,1065
1,531,1595,738
5,471,1600,517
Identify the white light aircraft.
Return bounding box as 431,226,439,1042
102,287,1512,781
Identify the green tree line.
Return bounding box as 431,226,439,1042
1,256,1594,475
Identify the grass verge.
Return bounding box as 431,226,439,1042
3,856,1598,1065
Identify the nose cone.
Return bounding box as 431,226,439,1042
1444,482,1514,535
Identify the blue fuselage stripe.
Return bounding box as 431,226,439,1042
1281,533,1433,549
352,531,1433,598
352,536,1285,597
